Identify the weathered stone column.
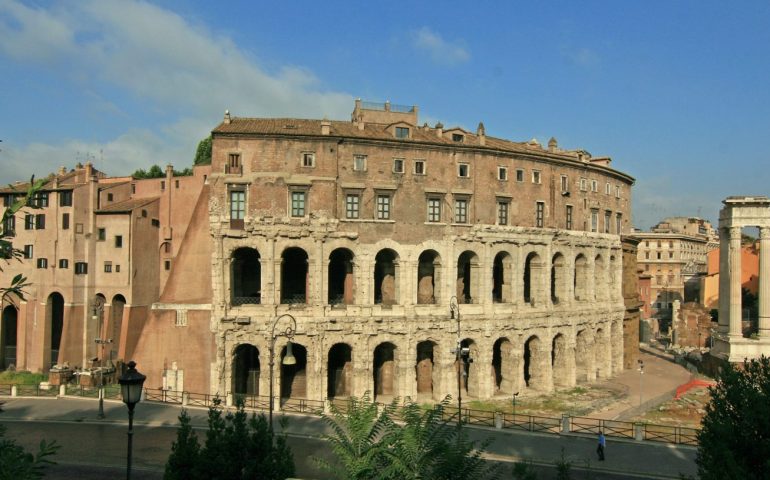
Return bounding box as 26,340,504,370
729,226,743,337
718,228,730,333
759,227,770,337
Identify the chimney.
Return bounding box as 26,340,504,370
224,109,231,125
321,117,331,135
357,115,365,131
58,166,67,176
435,122,444,138
85,161,93,179
548,137,558,152
477,122,486,146
166,164,174,178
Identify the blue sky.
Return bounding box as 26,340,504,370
1,0,769,230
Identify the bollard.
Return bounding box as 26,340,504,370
634,423,644,441
11,385,17,397
59,384,66,397
494,412,503,430
182,392,189,406
561,414,570,434
226,393,233,407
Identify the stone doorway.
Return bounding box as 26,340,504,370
232,344,260,395
373,342,396,400
415,341,436,398
328,343,352,398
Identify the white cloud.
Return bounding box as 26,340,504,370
0,0,354,184
411,27,470,66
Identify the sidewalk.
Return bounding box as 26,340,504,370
0,396,698,479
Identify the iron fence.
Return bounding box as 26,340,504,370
0,384,12,395
570,416,635,439
281,397,325,415
644,424,699,446
144,388,183,404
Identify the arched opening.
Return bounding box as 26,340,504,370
110,295,126,362
595,255,605,301
374,249,399,305
417,250,441,304
415,341,436,397
523,252,541,305
552,334,570,388
456,250,479,304
551,253,566,304
373,342,396,399
492,252,513,303
281,342,307,399
328,248,355,305
46,292,64,369
574,255,589,301
595,328,610,379
459,338,480,398
281,247,308,304
328,343,352,398
575,329,593,382
492,338,514,395
609,255,618,299
232,344,260,395
231,247,261,305
523,335,546,390
1,305,18,370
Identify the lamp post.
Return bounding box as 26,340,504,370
268,313,297,432
119,361,146,480
637,359,644,407
94,337,113,419
449,296,470,425
512,391,520,418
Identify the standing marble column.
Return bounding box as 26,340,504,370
729,226,743,337
759,227,770,337
718,228,730,333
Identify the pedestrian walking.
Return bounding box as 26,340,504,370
597,431,606,461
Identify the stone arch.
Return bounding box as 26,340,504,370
456,250,480,304
374,248,399,305
94,293,106,342
523,335,548,391
416,340,437,398
231,247,261,305
110,294,126,361
574,254,589,301
281,247,309,304
417,250,442,304
281,342,308,399
595,254,606,300
552,333,570,388
575,329,594,382
523,252,543,305
373,342,396,400
328,343,352,398
232,344,260,395
1,305,18,369
551,253,567,304
460,338,480,398
46,292,65,369
328,248,355,305
595,328,611,379
492,251,514,303
492,337,514,395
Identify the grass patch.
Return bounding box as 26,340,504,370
0,370,48,384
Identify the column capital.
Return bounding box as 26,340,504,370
760,226,770,240
729,226,742,239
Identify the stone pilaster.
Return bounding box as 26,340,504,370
729,226,743,337
718,228,729,333
759,227,770,336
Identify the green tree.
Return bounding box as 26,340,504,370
0,402,59,479
163,399,294,480
194,136,212,166
697,356,770,479
132,164,166,179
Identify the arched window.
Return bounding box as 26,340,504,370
232,248,261,305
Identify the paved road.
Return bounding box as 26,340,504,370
0,396,698,479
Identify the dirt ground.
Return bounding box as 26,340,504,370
629,387,710,427
467,384,626,417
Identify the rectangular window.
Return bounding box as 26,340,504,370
291,191,306,217
498,167,508,181
376,195,391,220
616,185,621,198
165,260,171,271
23,245,33,259
345,193,360,219
62,213,69,230
131,184,136,194
536,202,545,227
175,180,179,189
452,133,464,142
2,194,10,207
561,175,569,192
2,215,15,236
75,262,88,274
25,214,34,230
591,209,599,232
36,258,47,269
591,180,598,192
35,214,45,230
657,252,662,259
580,178,588,191
161,180,165,191
604,211,611,233
230,190,245,220
59,190,73,207
59,259,69,269
605,183,612,195
115,235,123,248
669,252,674,259
414,160,426,175
497,201,509,226
454,198,468,223
31,192,49,207
116,265,121,273
645,252,650,259
142,209,148,218
516,169,524,182
427,197,442,222
104,262,112,273
107,193,113,202
395,127,409,139
393,158,405,173
353,155,367,171
532,170,542,184
151,218,160,228
566,205,573,229
98,228,106,241
302,152,315,167
616,213,622,234
458,164,469,178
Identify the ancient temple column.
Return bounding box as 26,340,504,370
729,227,743,337
718,228,729,333
759,227,770,337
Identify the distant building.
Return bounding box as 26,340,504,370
701,243,759,310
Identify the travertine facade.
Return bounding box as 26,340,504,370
208,100,634,401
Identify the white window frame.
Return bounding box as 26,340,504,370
532,170,542,184
376,194,392,220
498,166,508,181
497,200,509,226
345,193,361,219
427,197,442,223
454,197,469,224
458,163,470,178
395,126,410,139
393,158,405,174
301,152,315,168
516,169,524,182
290,190,307,217
353,154,367,172
605,182,612,195
536,201,545,227
561,175,569,192
591,180,598,192
414,160,426,175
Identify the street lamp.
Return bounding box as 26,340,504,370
119,361,146,480
94,337,113,419
637,359,644,407
449,296,470,425
268,313,297,432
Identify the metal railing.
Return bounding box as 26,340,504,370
231,295,261,306
570,416,635,439
643,424,699,446
281,397,325,415
144,388,183,404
